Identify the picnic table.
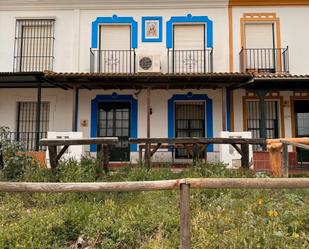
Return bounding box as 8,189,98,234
129,137,266,168
40,137,118,173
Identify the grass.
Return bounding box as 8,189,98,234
0,159,308,248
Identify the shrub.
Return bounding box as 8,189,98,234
0,161,308,248
57,157,99,182
2,154,33,181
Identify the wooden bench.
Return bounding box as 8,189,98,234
40,137,118,173
130,137,266,168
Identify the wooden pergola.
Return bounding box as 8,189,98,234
1,71,309,153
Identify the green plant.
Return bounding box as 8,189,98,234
2,154,33,181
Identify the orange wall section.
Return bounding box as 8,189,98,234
229,0,309,6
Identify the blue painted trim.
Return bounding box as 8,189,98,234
166,14,213,48
142,16,163,42
90,94,138,152
74,88,79,132
168,94,214,152
91,15,138,49
226,89,231,132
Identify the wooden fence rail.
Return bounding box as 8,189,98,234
1,178,309,249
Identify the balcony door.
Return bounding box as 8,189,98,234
245,100,280,150
172,24,205,73
244,23,276,72
175,101,205,158
294,100,309,163
99,25,132,73
98,102,130,162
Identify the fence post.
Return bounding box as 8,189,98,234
0,144,4,170
180,182,190,249
281,143,289,178
241,143,249,169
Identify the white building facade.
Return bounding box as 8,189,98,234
0,0,308,164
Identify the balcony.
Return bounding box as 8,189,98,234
167,49,213,73
90,49,136,73
239,47,289,74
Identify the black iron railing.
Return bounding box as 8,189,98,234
13,19,55,72
6,132,47,151
239,47,289,73
90,49,136,73
167,49,213,73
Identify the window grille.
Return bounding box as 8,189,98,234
246,100,279,150
13,19,55,72
15,102,49,151
175,102,205,158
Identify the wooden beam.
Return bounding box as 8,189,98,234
281,140,309,150
1,178,309,193
267,137,309,144
56,145,69,161
129,137,265,145
231,143,243,155
40,137,118,146
150,143,162,157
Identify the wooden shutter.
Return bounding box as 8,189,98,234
244,23,274,48
100,25,131,50
173,24,204,49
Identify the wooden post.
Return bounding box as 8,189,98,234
193,143,200,165
180,183,190,249
139,145,143,162
35,82,42,151
204,144,208,163
268,143,283,177
256,90,267,149
102,144,109,174
72,86,79,132
145,87,151,169
281,143,289,178
48,145,58,172
222,87,227,131
0,144,4,170
241,143,249,169
97,144,109,174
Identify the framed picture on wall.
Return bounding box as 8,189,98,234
142,17,162,42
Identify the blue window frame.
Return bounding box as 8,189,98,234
91,15,138,49
168,93,213,152
90,94,138,152
166,14,213,48
142,16,163,42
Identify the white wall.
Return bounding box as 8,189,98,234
0,88,73,132
78,89,223,161
232,6,309,74
0,10,75,72
0,7,229,73
78,8,229,73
